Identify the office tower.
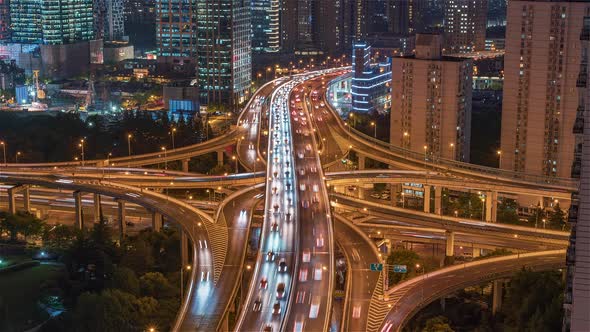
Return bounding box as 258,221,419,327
564,14,590,332
94,0,125,41
0,0,9,41
196,0,251,105
155,0,197,57
10,0,94,45
351,42,391,113
443,0,488,53
125,0,156,25
501,0,590,178
390,34,472,161
252,0,279,52
388,0,423,35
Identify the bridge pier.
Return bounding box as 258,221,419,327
23,186,31,212
152,211,163,232
73,191,83,230
492,280,503,314
217,150,224,166
423,186,431,213
181,229,189,269
486,191,498,222
93,193,101,223
434,186,443,215
358,154,366,170
445,231,455,257
7,185,30,214
182,159,190,172
117,200,127,242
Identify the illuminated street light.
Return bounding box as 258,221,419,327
0,141,6,165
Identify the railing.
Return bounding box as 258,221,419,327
325,73,579,190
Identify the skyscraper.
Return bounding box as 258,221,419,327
500,0,590,178
196,0,251,105
443,0,488,53
388,0,423,35
390,34,472,161
94,0,125,41
564,13,590,332
0,0,9,41
155,0,197,57
252,0,279,53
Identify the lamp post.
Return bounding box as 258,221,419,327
449,143,455,159
497,150,502,168
481,197,485,221
416,263,424,302
161,147,167,171
127,134,132,157
78,139,85,166
401,192,405,208
423,145,428,162
180,264,191,302
232,155,238,173
255,157,260,173
371,121,377,138
171,128,177,150
0,141,6,165
15,151,21,163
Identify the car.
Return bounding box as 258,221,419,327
273,204,279,211
312,194,319,204
310,166,317,173
302,249,311,262
272,302,281,315
300,184,306,191
299,168,305,176
305,144,312,151
260,277,268,289
313,264,323,281
272,187,278,194
286,182,292,190
262,325,273,332
370,193,381,199
276,282,286,299
316,235,324,248
309,296,321,318
299,267,308,282
266,251,275,261
271,222,279,232
285,170,291,178
253,297,262,312
302,200,309,209
298,152,304,159
278,258,287,272
312,184,319,192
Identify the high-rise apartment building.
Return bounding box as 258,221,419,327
387,0,423,35
564,14,590,332
196,0,251,105
443,0,488,53
94,0,125,41
10,0,94,45
501,0,590,178
252,0,279,52
155,0,197,58
0,0,9,41
390,34,472,161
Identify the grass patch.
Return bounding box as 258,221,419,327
0,263,65,331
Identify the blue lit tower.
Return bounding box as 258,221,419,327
351,42,392,113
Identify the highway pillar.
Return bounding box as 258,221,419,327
445,231,455,257
423,186,431,213
492,280,503,314
434,186,443,215
182,159,190,172
181,229,189,269
217,150,224,166
7,187,17,214
152,211,163,232
23,186,31,213
117,200,126,242
485,191,498,222
73,191,83,230
472,247,481,258
93,193,101,223
357,154,366,170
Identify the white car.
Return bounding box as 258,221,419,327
302,249,311,262
298,152,304,159
312,184,319,193
299,184,306,192
313,264,323,281
316,234,324,248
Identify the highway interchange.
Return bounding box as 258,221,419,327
0,68,574,332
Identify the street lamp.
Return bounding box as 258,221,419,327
542,218,547,229
78,139,85,166
423,145,428,162
180,264,191,301
127,134,132,157
161,147,167,171
15,151,21,163
0,141,6,165
481,197,485,221
370,121,377,138
497,150,502,167
232,155,238,173
171,128,177,150
401,192,405,208
449,143,455,159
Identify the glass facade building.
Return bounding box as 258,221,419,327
351,43,392,113
252,0,279,52
10,0,94,45
155,0,197,57
196,0,251,105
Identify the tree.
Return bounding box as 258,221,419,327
120,239,154,275
548,203,566,230
140,272,176,299
108,267,140,296
386,248,420,285
422,316,454,332
43,224,80,252
0,211,45,242
496,198,519,224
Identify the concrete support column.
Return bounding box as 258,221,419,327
152,211,163,232
423,186,432,213
357,154,366,170
492,280,503,314
490,191,498,222
117,200,126,242
181,229,189,269
93,193,101,223
217,150,224,166
485,191,498,222
445,231,455,257
23,186,31,213
182,159,190,173
434,186,443,215
472,247,481,258
7,187,16,214
357,186,365,199
73,191,83,230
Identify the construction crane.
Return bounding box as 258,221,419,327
32,70,45,100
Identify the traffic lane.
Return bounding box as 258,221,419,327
334,218,380,332
379,253,565,332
